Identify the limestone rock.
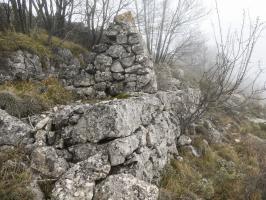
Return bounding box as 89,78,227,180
94,54,112,67
94,174,159,200
106,45,126,58
0,109,32,146
108,135,140,166
121,55,136,68
52,153,110,200
68,143,99,162
125,64,142,74
178,135,192,146
111,61,124,73
30,146,69,178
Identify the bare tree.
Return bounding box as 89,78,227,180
175,8,265,135
32,0,75,42
134,0,205,64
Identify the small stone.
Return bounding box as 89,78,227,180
121,55,135,68
128,34,141,44
35,130,47,146
132,44,144,55
112,73,125,81
35,117,51,130
30,146,69,178
85,64,96,74
94,54,112,66
125,64,142,74
95,71,112,82
47,131,56,145
110,61,124,73
117,34,128,44
106,45,126,58
92,44,109,53
84,52,97,64
94,82,107,91
125,74,137,82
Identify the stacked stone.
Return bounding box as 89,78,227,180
79,12,157,98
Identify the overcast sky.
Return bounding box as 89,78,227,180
201,0,266,68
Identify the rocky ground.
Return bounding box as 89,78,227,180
1,12,266,200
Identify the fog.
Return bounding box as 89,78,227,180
200,0,266,95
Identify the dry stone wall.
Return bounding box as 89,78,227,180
0,91,184,200
77,12,157,97
0,12,157,99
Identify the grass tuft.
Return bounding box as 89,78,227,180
0,77,76,117
0,147,33,200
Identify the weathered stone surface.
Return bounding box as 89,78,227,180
178,135,192,146
132,44,145,55
92,44,109,53
84,52,97,64
30,146,69,178
128,34,141,44
117,34,128,44
95,70,112,82
106,45,126,58
68,143,99,162
109,82,125,96
0,109,32,146
74,73,95,87
52,153,110,200
108,135,140,166
94,174,159,200
121,55,136,68
125,64,142,74
112,73,125,81
94,54,112,67
110,61,124,73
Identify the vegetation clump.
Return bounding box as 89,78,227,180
0,31,88,61
0,147,33,200
0,77,75,117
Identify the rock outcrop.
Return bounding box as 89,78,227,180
0,90,183,199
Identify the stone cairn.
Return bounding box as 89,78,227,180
76,11,157,98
